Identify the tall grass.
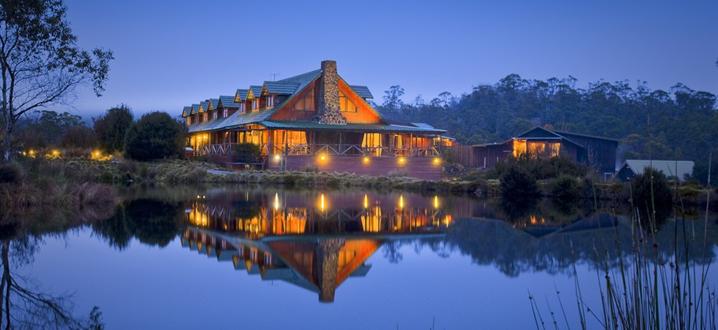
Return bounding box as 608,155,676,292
529,163,717,329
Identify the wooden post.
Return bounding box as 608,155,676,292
338,132,343,155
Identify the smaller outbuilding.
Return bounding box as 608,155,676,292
615,159,694,182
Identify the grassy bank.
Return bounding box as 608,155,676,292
3,157,716,205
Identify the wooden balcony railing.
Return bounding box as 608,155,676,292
198,143,440,157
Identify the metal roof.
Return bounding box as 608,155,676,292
218,95,241,108
621,159,694,180
181,106,191,117
208,98,219,111
350,85,373,99
191,104,200,115
199,101,208,113
249,85,262,98
259,120,445,134
235,89,248,102
264,81,301,95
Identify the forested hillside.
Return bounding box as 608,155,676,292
376,74,718,184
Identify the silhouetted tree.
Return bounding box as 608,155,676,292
93,105,133,153
0,0,112,161
124,112,184,161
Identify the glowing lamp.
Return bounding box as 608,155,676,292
396,156,407,166
362,156,371,165
317,152,329,163
432,157,442,166
272,154,282,163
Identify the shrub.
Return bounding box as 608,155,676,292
232,143,261,163
499,165,540,199
60,125,97,149
491,155,589,180
94,105,134,152
631,167,673,226
0,162,23,184
549,175,580,202
124,112,184,161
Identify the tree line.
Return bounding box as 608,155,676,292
376,75,718,185
13,106,185,161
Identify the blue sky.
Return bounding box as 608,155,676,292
62,0,718,118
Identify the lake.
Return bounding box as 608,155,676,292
2,186,716,329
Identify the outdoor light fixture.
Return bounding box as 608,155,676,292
432,157,442,166
397,156,407,166
317,152,329,163
362,156,371,165
273,154,282,163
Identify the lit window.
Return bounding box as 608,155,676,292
223,109,228,118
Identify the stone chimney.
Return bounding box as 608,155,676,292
316,60,346,125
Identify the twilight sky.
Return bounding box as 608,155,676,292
62,0,718,118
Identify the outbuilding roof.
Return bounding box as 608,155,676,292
620,159,694,180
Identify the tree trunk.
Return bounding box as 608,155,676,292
1,241,9,330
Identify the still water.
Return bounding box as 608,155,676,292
2,186,717,329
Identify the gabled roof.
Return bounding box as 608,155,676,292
199,101,208,113
554,130,620,143
181,106,191,117
234,89,248,102
218,95,241,109
263,81,301,95
208,98,219,111
621,159,694,179
350,85,373,99
191,104,200,115
248,85,262,99
518,127,586,149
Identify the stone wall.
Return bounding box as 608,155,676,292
316,60,346,125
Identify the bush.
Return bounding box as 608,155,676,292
490,155,589,180
549,175,580,202
499,165,540,199
94,105,134,153
232,143,261,163
124,112,184,161
631,167,673,225
60,125,97,149
0,162,23,184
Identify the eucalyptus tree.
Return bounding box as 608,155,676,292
0,0,113,161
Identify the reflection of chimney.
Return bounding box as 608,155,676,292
316,60,346,125
315,238,345,303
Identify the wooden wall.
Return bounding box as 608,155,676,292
266,155,442,180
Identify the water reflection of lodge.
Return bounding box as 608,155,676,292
182,192,455,302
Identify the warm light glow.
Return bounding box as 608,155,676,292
432,157,442,166
317,152,329,163
90,149,112,161
433,195,440,209
23,149,37,158
318,193,327,211
363,194,369,209
362,156,371,165
272,154,282,163
396,156,407,166
46,149,61,159
273,193,280,211
398,195,405,209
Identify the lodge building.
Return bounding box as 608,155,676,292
472,127,618,176
182,60,449,179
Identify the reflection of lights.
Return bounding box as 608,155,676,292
396,156,407,166
363,194,369,209
319,193,327,211
362,156,371,165
398,195,405,209
433,195,440,209
432,157,442,166
273,193,280,211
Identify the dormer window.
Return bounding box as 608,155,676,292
252,99,259,111
223,109,228,118
266,96,274,108
239,103,245,113
212,111,217,120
